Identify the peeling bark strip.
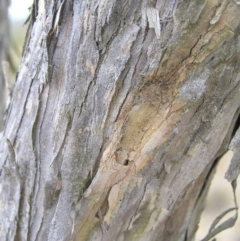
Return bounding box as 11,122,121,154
0,0,240,241
200,180,238,241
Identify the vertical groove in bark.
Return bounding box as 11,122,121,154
1,0,240,241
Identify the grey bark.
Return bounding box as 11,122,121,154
0,0,240,241
0,0,9,130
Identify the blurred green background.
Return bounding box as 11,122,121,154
8,0,31,82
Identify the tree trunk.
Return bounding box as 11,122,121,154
1,1,240,241
0,0,9,130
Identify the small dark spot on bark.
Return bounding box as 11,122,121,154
95,212,100,219
124,159,129,166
